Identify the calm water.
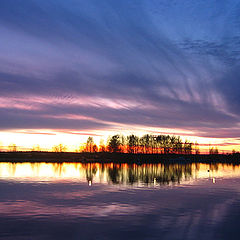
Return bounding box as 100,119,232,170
0,162,240,240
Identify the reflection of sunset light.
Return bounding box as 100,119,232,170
0,163,240,186
88,180,92,186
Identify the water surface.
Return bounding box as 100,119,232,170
0,162,240,240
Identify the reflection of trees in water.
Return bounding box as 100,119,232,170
1,162,240,184
81,163,193,185
117,164,193,185
209,163,219,171
108,166,121,184
53,163,64,176
130,164,193,185
85,163,97,182
10,163,17,176
30,162,41,176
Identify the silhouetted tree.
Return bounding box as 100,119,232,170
127,134,139,153
107,135,121,153
85,137,94,152
195,142,200,155
184,140,192,154
119,135,126,153
162,135,171,154
92,144,98,152
209,147,218,155
175,136,183,154
142,134,150,154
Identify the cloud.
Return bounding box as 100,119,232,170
0,0,240,139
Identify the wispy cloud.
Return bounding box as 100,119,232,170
0,0,240,140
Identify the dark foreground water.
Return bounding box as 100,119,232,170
0,162,240,240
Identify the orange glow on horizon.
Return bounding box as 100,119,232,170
0,127,239,153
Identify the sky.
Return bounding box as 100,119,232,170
0,0,240,152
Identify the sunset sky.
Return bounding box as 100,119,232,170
0,0,240,152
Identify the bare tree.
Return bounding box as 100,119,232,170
8,144,17,152
52,144,67,152
209,147,218,155
195,142,200,155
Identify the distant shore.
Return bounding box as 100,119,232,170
0,151,239,163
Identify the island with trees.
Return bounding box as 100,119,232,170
0,134,239,163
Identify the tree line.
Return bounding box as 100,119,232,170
80,134,194,154
4,134,239,154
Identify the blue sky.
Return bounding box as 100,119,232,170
0,0,240,145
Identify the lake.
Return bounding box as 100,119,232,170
0,162,240,240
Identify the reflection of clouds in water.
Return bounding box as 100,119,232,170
147,190,238,240
0,201,141,218
0,177,240,239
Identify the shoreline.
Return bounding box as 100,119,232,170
0,152,239,164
